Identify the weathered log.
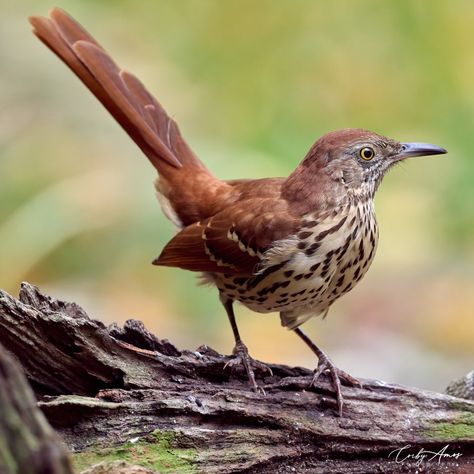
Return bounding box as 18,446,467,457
0,283,473,473
0,342,73,474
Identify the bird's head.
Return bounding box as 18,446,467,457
287,128,447,207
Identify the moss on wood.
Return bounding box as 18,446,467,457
73,430,198,473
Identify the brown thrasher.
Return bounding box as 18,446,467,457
30,9,446,416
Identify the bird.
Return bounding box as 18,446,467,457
29,8,447,416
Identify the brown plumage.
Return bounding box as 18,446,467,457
30,9,447,416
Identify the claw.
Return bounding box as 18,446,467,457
224,341,272,394
309,353,361,416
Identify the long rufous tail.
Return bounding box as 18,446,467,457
30,8,184,173
29,8,226,226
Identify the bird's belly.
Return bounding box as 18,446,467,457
214,205,379,320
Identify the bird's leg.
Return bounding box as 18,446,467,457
222,299,272,394
294,327,361,416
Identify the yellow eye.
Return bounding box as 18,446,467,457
359,147,375,161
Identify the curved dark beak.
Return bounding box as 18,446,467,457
398,142,447,160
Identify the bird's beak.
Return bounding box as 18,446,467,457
397,142,447,160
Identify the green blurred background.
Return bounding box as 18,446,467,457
1,0,472,391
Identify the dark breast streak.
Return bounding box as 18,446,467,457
212,200,379,329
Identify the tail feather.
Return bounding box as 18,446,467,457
72,40,180,169
120,70,202,170
29,8,204,174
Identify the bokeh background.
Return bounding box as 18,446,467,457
1,0,473,392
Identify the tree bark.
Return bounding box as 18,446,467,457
0,342,73,474
0,282,473,473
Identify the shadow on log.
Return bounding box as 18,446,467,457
0,282,473,473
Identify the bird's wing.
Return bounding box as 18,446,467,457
153,198,300,275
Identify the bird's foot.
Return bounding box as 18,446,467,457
224,341,273,394
310,352,362,417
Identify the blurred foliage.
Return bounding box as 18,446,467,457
0,0,472,390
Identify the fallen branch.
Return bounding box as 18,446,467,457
0,283,473,473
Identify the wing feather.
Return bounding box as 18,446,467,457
154,199,300,275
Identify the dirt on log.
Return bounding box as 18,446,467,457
0,282,473,473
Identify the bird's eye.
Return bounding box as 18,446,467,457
359,147,375,161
